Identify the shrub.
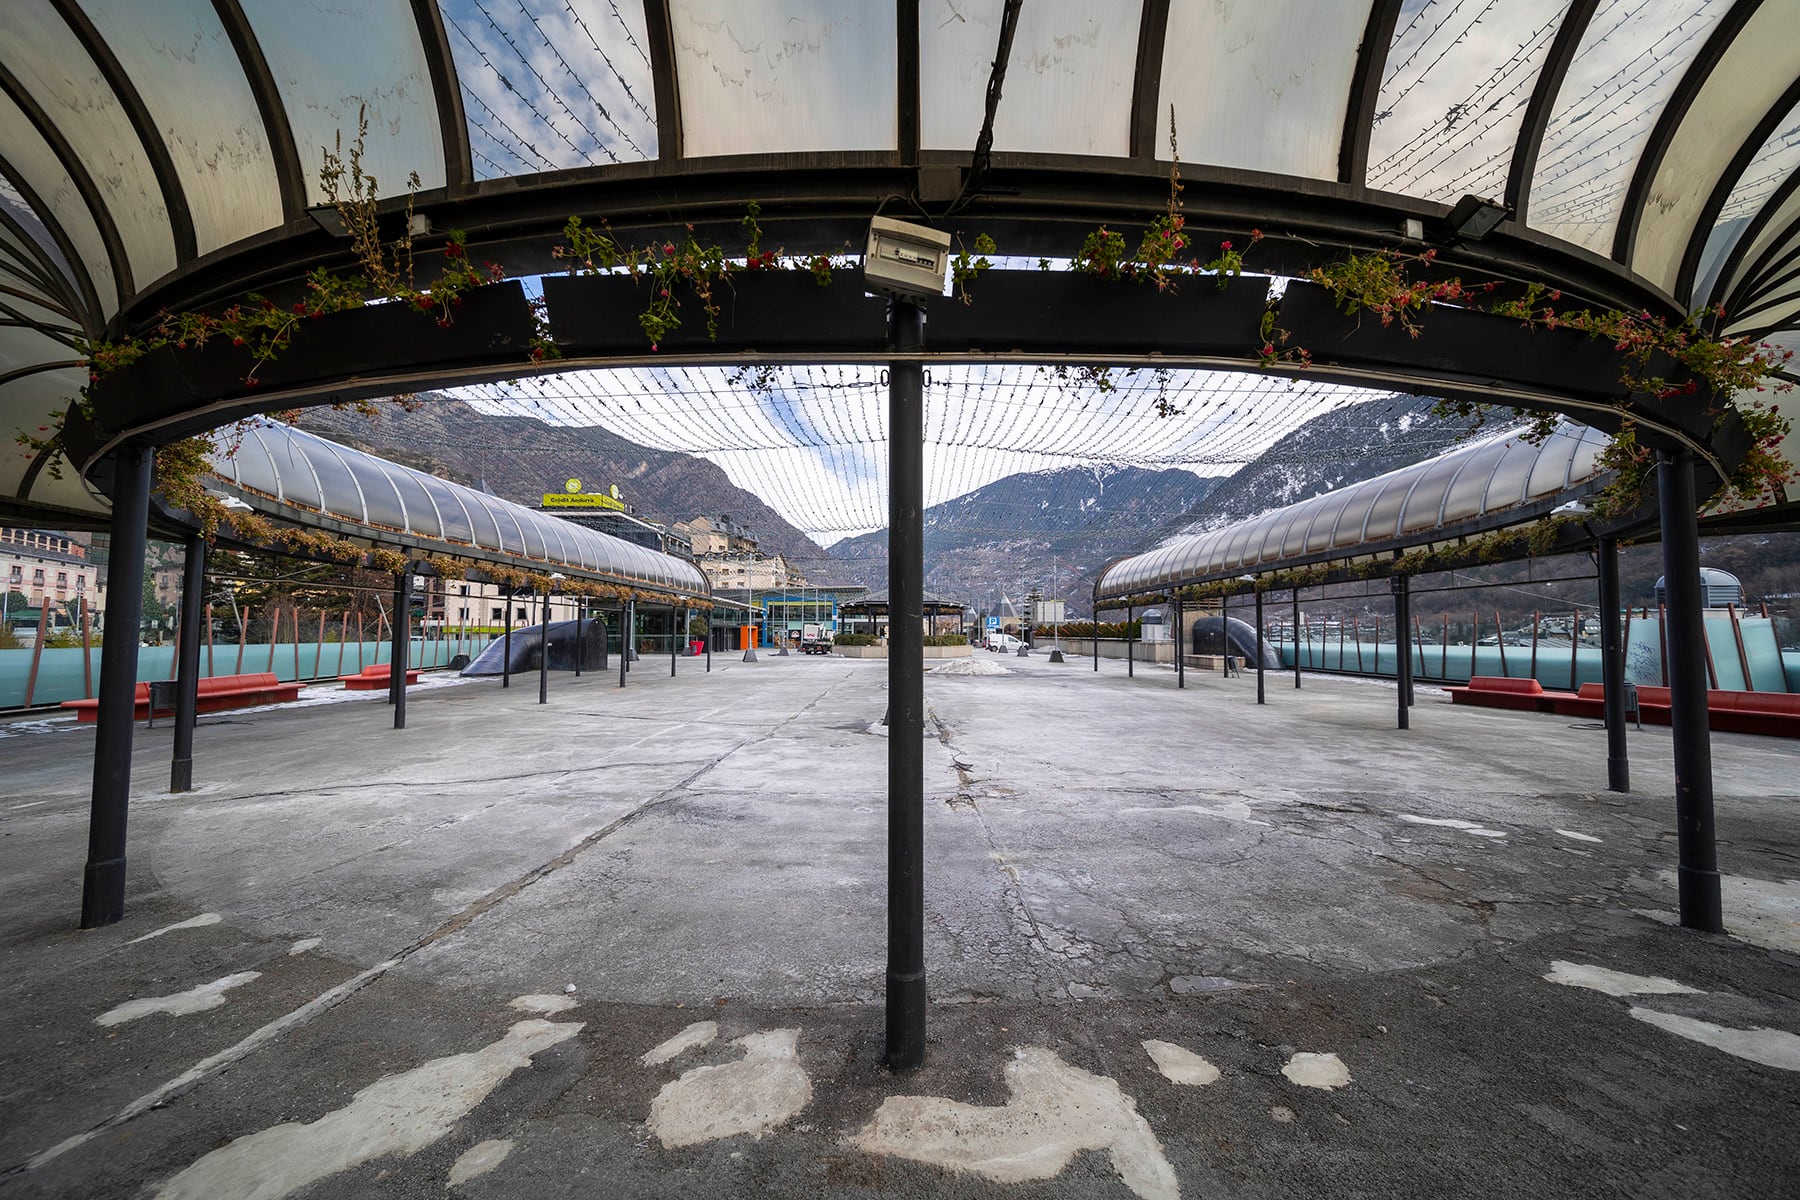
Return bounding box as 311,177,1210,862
833,632,879,646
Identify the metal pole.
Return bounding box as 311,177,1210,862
1658,450,1721,932
502,588,512,688
885,295,927,1072
1598,537,1629,793
1288,590,1303,690
1175,597,1184,688
1255,587,1265,704
82,442,153,928
170,535,207,792
706,607,712,671
1293,590,1302,688
621,600,634,686
1393,575,1412,730
575,599,584,678
539,588,551,704
1219,594,1227,676
1126,604,1134,677
392,570,410,729
671,604,678,676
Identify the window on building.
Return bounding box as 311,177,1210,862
459,585,469,596
516,607,528,621
32,569,44,584
76,575,85,591
8,566,18,582
491,607,504,621
55,572,67,588
457,607,469,620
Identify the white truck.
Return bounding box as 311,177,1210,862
800,623,833,654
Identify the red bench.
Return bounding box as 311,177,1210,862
61,672,303,723
338,663,421,690
1548,682,1607,719
1707,690,1800,737
1445,676,1575,713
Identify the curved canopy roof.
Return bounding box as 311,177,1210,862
5,1,1800,525
1096,419,1612,600
208,418,709,597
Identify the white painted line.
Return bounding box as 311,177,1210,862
1281,1051,1351,1090
852,1046,1177,1200
127,913,221,944
641,1020,718,1066
96,973,260,1027
647,1029,810,1148
153,1019,580,1200
1629,1008,1800,1071
1543,961,1702,997
1142,1040,1221,1086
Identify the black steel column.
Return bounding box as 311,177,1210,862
1255,587,1265,704
670,604,678,676
539,589,551,704
170,534,207,792
574,599,584,678
886,296,927,1071
1126,604,1134,678
502,588,512,688
1392,575,1412,731
705,611,712,672
1598,537,1630,793
82,442,153,928
1220,594,1229,676
619,602,632,687
1658,450,1722,932
391,570,410,729
1293,590,1302,688
1175,598,1184,689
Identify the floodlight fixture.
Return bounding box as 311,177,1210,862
1552,499,1593,517
1441,194,1511,244
865,216,952,301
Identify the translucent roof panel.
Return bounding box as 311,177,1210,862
0,175,76,295
0,90,119,314
1691,97,1800,306
1628,3,1800,297
240,0,447,204
1710,180,1800,312
1158,0,1372,178
1367,0,1572,204
1527,0,1728,255
0,0,177,291
1096,421,1608,598
439,0,657,178
79,0,285,256
211,420,707,593
672,0,897,157
920,0,1140,157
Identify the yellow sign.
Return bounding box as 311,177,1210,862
565,477,582,493
542,492,624,509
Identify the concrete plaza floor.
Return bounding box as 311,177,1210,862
1,650,1797,1199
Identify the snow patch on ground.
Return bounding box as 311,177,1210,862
1281,1051,1351,1090
96,972,261,1026
128,913,221,944
508,994,579,1015
1651,870,1800,955
1555,829,1603,844
646,1029,810,1147
641,1020,718,1065
153,1018,580,1200
448,1138,514,1186
286,938,321,956
1397,814,1507,838
1142,1040,1221,1086
852,1046,1176,1200
1543,961,1702,997
929,657,1012,677
1629,1009,1800,1070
